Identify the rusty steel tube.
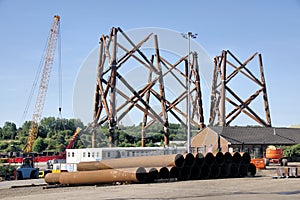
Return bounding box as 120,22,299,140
190,164,201,180
77,154,184,171
247,163,256,177
229,163,239,178
59,167,147,185
194,153,205,167
199,163,210,179
44,173,61,185
145,167,159,183
239,164,248,177
241,152,251,164
232,152,242,164
210,163,221,179
214,152,225,165
231,152,251,164
158,167,169,179
178,165,191,181
220,163,230,178
145,166,171,181
204,152,215,166
169,166,180,179
224,152,233,163
183,153,195,167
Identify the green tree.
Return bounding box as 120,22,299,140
7,141,22,152
45,138,57,150
19,136,27,145
0,142,8,150
20,121,31,137
75,139,84,149
61,129,73,138
38,125,48,138
2,122,17,140
32,137,47,152
56,133,66,146
65,118,84,132
284,144,300,158
0,127,2,139
39,117,56,133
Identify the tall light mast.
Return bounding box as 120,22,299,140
182,32,197,153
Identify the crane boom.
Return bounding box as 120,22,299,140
66,128,82,150
24,15,60,153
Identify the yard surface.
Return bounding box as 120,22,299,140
1,164,300,200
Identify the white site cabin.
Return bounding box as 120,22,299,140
54,147,186,172
66,146,186,163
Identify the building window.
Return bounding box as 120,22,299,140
198,147,205,153
191,147,196,153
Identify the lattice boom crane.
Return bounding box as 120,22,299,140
24,15,60,153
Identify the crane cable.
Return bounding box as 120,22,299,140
20,32,51,126
55,21,66,131
20,17,63,128
58,21,63,117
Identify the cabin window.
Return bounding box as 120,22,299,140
72,152,75,157
92,152,95,157
107,152,110,157
83,152,86,157
132,151,135,157
88,152,91,157
67,152,70,157
96,152,99,157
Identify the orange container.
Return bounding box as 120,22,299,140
266,148,283,159
250,158,265,169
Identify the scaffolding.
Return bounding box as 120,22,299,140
91,27,205,147
209,50,272,127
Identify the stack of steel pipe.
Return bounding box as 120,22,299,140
45,154,184,185
45,152,257,186
180,151,256,180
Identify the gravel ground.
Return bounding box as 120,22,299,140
1,164,300,200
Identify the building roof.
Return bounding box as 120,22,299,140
208,126,300,145
191,127,229,151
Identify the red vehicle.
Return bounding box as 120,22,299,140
264,145,288,166
7,152,65,164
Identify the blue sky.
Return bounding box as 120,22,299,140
0,0,299,128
